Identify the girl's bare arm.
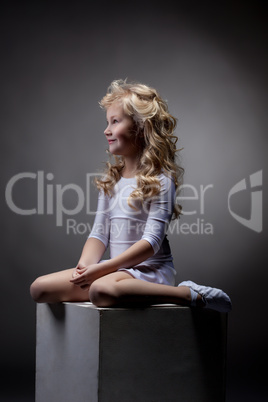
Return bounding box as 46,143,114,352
76,238,106,267
70,239,154,287
98,239,154,272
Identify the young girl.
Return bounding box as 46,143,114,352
30,80,232,313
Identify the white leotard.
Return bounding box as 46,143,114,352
88,174,176,285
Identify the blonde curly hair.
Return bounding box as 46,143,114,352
95,79,184,218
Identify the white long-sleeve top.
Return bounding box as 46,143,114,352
88,174,175,268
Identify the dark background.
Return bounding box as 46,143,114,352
1,1,267,401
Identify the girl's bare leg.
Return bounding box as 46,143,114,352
30,268,91,303
89,272,203,307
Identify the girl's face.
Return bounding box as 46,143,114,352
104,102,139,157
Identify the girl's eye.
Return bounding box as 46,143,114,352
113,119,118,124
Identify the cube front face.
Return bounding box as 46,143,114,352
36,303,227,402
36,303,100,402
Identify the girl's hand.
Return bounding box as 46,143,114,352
72,262,87,278
70,263,100,290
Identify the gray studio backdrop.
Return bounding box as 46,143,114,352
1,1,267,401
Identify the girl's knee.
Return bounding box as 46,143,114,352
89,279,118,307
30,276,48,303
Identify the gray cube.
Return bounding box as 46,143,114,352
36,303,227,402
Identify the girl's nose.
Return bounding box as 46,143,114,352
104,126,111,135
